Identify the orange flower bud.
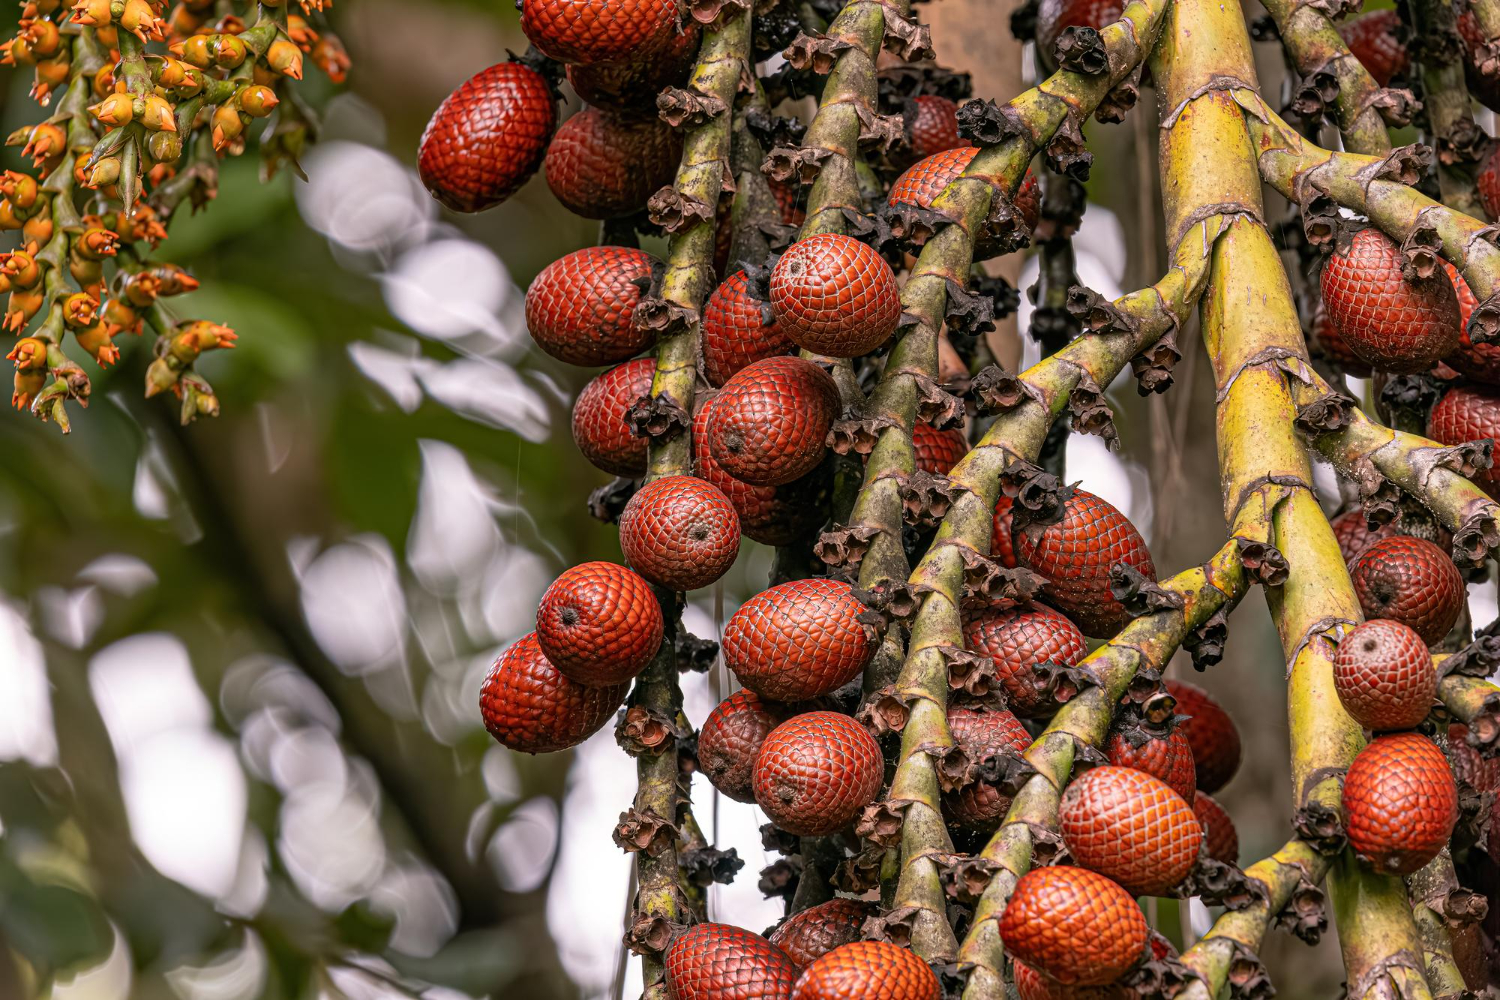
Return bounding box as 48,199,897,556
147,129,181,163
21,209,51,247
21,122,64,164
69,0,109,26
74,321,118,366
236,84,276,117
169,320,235,361
154,55,186,87
177,371,217,421
310,34,348,83
117,204,167,244
75,227,120,260
30,55,69,103
139,93,175,132
101,297,140,336
63,292,99,328
177,32,212,68
4,287,43,331
166,2,202,35
5,36,35,67
0,249,41,288
0,170,38,210
7,337,47,370
210,104,243,151
12,367,44,409
286,14,316,47
0,200,21,230
91,63,114,96
119,0,166,42
266,38,301,79
89,91,134,127
122,270,161,307
23,17,60,56
86,155,121,189
210,32,247,68
144,355,178,397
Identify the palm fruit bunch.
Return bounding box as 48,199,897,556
0,0,343,430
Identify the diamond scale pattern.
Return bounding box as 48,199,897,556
768,235,901,358
1059,765,1202,896
906,96,969,161
911,423,968,476
1106,729,1197,805
618,475,741,592
723,579,876,701
1349,535,1464,646
1165,680,1242,794
999,865,1148,986
790,941,941,1000
1193,792,1239,865
1310,302,1371,377
544,107,681,220
1343,732,1458,875
753,712,883,836
664,922,799,1000
526,246,658,366
535,561,662,687
702,271,795,387
991,495,1018,568
1450,722,1500,793
887,148,1040,254
1429,385,1500,496
962,604,1087,716
706,355,840,487
692,400,828,545
1035,0,1124,67
1319,227,1461,373
1338,9,1409,85
566,20,699,112
699,690,781,803
943,705,1033,828
572,358,656,477
521,0,680,65
1331,619,1436,731
1437,263,1500,384
768,899,875,970
1480,143,1500,222
479,632,628,754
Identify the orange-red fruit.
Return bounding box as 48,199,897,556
618,475,740,591
1013,489,1156,639
1012,960,1127,1000
1330,508,1394,564
1319,228,1461,374
572,358,655,476
768,234,901,358
906,95,970,160
663,922,799,1000
768,898,875,970
565,20,698,111
479,632,628,753
521,0,680,65
962,604,1088,717
1337,9,1409,86
1310,302,1372,378
692,400,827,545
1106,728,1197,805
1035,0,1124,68
1348,535,1464,646
992,495,1018,568
1438,263,1500,385
944,705,1033,828
544,108,680,219
1165,679,1242,794
1429,385,1500,497
1000,865,1149,986
887,148,1041,253
1332,619,1437,731
790,941,941,1000
418,62,556,213
701,270,794,387
698,690,781,803
1059,765,1202,896
535,561,662,686
526,246,657,366
1480,142,1500,222
1449,722,1500,792
1194,792,1239,864
707,355,840,486
723,578,877,701
1343,732,1459,875
753,711,883,836
912,422,968,475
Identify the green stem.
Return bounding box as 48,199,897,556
1411,0,1485,216
1258,0,1390,154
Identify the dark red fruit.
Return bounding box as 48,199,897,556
1337,9,1409,86
962,604,1088,717
1479,142,1500,222
790,941,941,1000
753,711,883,836
707,355,840,487
943,705,1033,828
699,690,782,803
618,475,741,591
991,495,1018,568
1319,228,1461,374
1449,722,1500,792
768,899,875,970
1332,619,1437,731
1429,384,1500,496
1349,535,1464,646
887,148,1041,254
1059,765,1202,896
545,108,681,219
1035,0,1124,69
770,176,806,227
526,246,657,366
692,399,828,545
572,358,655,476
565,20,698,111
1165,679,1242,794
768,235,901,358
1441,262,1500,385
723,578,877,701
535,561,662,686
1013,169,1042,234
906,95,970,160
1194,792,1238,864
1343,732,1459,875
1456,12,1500,112
1106,726,1197,805
479,632,628,753
1012,960,1127,1000
1013,489,1156,639
521,0,679,65
1310,302,1372,378
418,62,556,213
911,422,968,475
1000,865,1148,986
1330,508,1394,564
702,270,795,387
663,922,799,1000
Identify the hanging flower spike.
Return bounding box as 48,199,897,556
7,337,46,371
169,321,235,361
310,34,348,83
118,0,167,43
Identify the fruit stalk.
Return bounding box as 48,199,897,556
1409,0,1485,216
1435,670,1500,737
1258,0,1391,154
1406,851,1470,996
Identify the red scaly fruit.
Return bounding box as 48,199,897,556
1000,865,1149,986
698,690,782,803
887,147,1041,255
707,355,841,486
1429,384,1500,497
692,400,828,545
479,632,628,753
1343,732,1459,875
911,422,968,475
1332,619,1437,731
906,95,970,160
1337,9,1409,87
565,20,698,112
753,711,883,836
768,898,876,970
723,578,877,701
1035,0,1124,70
1330,508,1394,563
572,358,655,476
768,234,901,358
943,704,1033,828
1479,142,1500,222
1349,535,1464,646
790,941,941,1000
991,495,1018,568
1059,765,1202,896
1106,725,1197,805
1012,488,1156,639
535,561,662,687
618,475,741,591
417,62,556,213
962,604,1088,717
1319,228,1461,374
663,922,799,1000
1012,960,1127,1000
521,0,679,66
545,108,681,219
526,246,657,366
1194,792,1239,864
1310,301,1372,378
1456,12,1500,112
701,270,795,387
1165,679,1242,794
1438,262,1500,384
770,176,806,227
1449,722,1500,792
1013,169,1042,234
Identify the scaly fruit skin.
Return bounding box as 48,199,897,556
1000,865,1149,986
707,355,841,486
768,898,875,970
1343,732,1459,875
526,247,657,366
723,578,877,701
1349,535,1464,646
1035,0,1124,69
906,95,970,160
1456,12,1500,112
418,62,556,213
572,358,655,476
991,495,1018,568
887,148,1041,253
1449,722,1500,792
1438,263,1500,384
790,941,941,1000
1106,727,1197,805
521,0,679,66
535,561,662,687
753,711,883,836
1429,385,1500,496
1330,508,1394,564
479,632,628,753
1165,679,1242,794
698,689,781,803
911,422,968,475
565,20,699,112
768,235,901,358
1194,792,1238,864
1479,142,1500,222
1059,765,1202,896
1013,961,1126,1000
544,108,681,219
1319,228,1461,374
1310,302,1372,378
1332,619,1437,731
692,400,828,545
663,922,799,1000
962,604,1087,716
701,270,795,387
1013,489,1156,639
1337,9,1409,86
617,475,741,591
943,705,1033,828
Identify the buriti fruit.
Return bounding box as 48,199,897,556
700,270,794,387
1337,9,1409,86
706,355,840,486
1348,535,1464,646
905,94,970,160
1000,865,1148,986
1429,384,1500,497
565,19,699,112
1480,142,1500,221
1194,792,1238,864
768,234,901,358
692,399,828,545
991,495,1018,567
1012,960,1127,1000
910,423,969,476
790,941,941,1000
1331,619,1437,732
1439,263,1500,385
887,149,1042,254
753,711,882,836
571,358,655,478
1106,720,1197,805
525,246,657,366
942,704,1032,828
723,578,877,701
617,475,740,592
534,561,661,687
697,689,781,803
1059,765,1202,896
544,107,680,219
1449,722,1500,793
1329,508,1395,564
1343,732,1458,875
1164,679,1242,794
520,0,680,66
663,922,798,1000
768,898,875,970
1035,0,1124,69
417,61,556,213
479,632,627,753
962,604,1087,716
1309,302,1371,378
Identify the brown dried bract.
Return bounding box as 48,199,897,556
1055,24,1109,75
880,201,948,250
1271,875,1327,945
856,683,911,735
1224,940,1274,1000
854,799,910,847
624,391,691,443
1045,112,1092,181
1437,117,1490,167
938,854,1000,904
1289,68,1338,123
679,846,744,887
1110,563,1185,616
762,143,834,184
616,705,677,756
631,296,697,338
760,822,800,855
814,522,882,573
1367,87,1419,128
958,548,1046,609
827,414,900,455
968,362,1039,415
897,469,963,526
882,15,933,61
834,847,885,893
943,278,999,338
1452,508,1500,570
1399,225,1444,281
1002,461,1068,524
587,477,637,524
1292,390,1355,435
1298,192,1340,254
915,374,966,429
624,912,683,956
687,0,749,25
1235,537,1290,586
861,905,923,947
1069,372,1118,449
614,806,678,857
1292,800,1347,855
646,185,715,234
782,31,851,74
853,105,904,154
1095,66,1142,125
955,98,1029,146
1066,285,1139,335
656,87,728,128
758,857,801,900
1131,329,1182,396
939,644,1000,700
1184,607,1230,670
1180,856,1266,911
675,630,719,673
